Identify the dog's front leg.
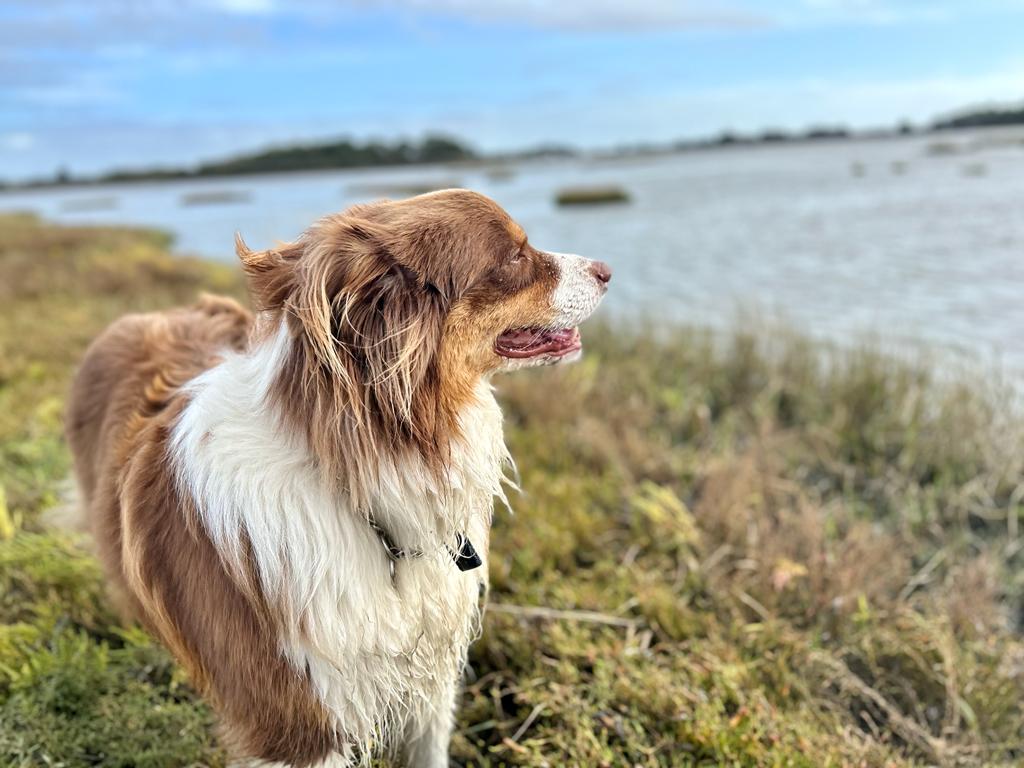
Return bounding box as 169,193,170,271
400,680,456,768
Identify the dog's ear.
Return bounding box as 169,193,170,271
289,217,447,430
235,233,302,311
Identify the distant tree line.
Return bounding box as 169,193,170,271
194,135,474,176
18,135,477,189
4,100,1023,191
696,125,852,148
932,106,1024,130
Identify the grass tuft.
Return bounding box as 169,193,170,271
555,186,631,206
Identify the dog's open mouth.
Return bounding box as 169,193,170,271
495,327,581,359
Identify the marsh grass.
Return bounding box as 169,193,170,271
554,186,631,206
1,214,1022,766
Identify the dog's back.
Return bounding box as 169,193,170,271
66,294,252,611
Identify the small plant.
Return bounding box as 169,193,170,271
555,185,631,206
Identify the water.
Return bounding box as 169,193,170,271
3,131,1023,372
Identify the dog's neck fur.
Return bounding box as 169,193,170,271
169,319,511,750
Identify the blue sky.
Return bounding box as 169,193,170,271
2,0,1024,179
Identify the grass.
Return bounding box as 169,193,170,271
554,186,631,206
1,213,1023,766
179,190,251,207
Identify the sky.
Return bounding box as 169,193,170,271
2,0,1024,180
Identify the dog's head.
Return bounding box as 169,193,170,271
236,189,610,483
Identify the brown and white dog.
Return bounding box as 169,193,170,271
66,189,610,766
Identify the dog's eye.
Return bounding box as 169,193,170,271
510,248,526,264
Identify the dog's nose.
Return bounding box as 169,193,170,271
589,261,612,285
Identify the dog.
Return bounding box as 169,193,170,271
66,189,611,766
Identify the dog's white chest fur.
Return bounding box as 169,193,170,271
170,326,510,752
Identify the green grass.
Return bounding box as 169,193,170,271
1,213,1022,766
554,186,631,206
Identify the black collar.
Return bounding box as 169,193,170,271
367,516,482,586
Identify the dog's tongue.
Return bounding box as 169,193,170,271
495,327,580,358
499,329,547,346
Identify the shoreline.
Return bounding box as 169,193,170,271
6,121,1022,194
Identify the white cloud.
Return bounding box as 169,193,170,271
349,66,1024,150
317,0,1024,30
363,0,771,30
0,132,35,151
2,0,1024,180
12,71,126,108
3,64,1023,180
211,0,276,14
578,68,1024,143
767,0,1024,27
2,0,1023,38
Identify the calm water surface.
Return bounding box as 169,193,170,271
4,132,1023,371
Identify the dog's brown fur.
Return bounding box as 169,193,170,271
67,295,339,761
240,192,558,504
66,190,572,763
